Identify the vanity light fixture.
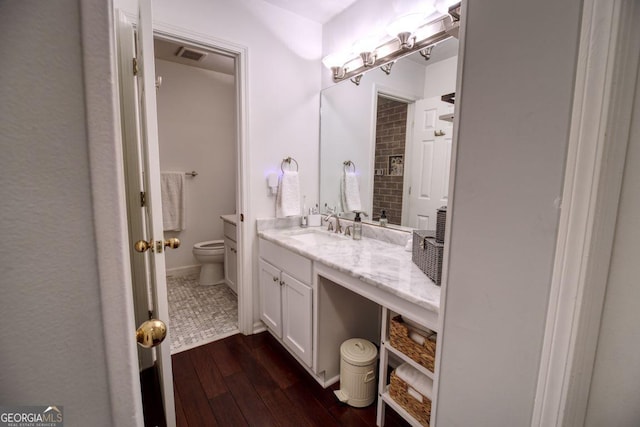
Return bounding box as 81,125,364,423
351,74,363,86
386,12,429,50
322,2,461,84
321,52,349,80
380,61,395,75
419,45,434,60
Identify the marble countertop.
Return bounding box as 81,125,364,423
220,214,237,225
258,227,440,313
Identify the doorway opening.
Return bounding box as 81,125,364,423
152,36,240,355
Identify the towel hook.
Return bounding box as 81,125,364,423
343,160,356,173
281,157,299,173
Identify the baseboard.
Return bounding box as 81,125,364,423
166,265,200,278
252,321,267,334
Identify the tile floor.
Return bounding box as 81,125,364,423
166,273,238,354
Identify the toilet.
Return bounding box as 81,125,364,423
192,240,225,285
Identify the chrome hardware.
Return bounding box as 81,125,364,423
324,208,342,233
136,319,167,348
185,171,198,177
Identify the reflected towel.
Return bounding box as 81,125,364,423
341,171,362,212
161,172,186,231
276,170,301,217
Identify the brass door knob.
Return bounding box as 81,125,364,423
136,319,167,348
134,240,152,253
164,238,180,249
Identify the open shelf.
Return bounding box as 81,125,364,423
384,341,434,382
381,388,429,427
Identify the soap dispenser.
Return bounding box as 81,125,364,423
353,212,363,240
380,210,388,227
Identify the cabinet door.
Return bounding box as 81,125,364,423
259,259,282,338
282,272,313,367
224,238,237,293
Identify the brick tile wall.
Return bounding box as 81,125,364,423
372,96,408,225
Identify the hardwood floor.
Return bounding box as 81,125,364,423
170,331,410,427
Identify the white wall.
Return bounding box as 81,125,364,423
155,59,236,270
436,1,582,426
423,55,457,100
114,0,322,322
0,1,114,425
584,67,640,427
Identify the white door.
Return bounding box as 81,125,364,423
403,96,453,230
117,2,176,426
282,272,313,367
259,259,283,337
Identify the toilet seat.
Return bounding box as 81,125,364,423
193,240,224,250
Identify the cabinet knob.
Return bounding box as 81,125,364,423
273,276,278,282
280,281,285,286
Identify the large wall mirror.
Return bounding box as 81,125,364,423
320,37,458,231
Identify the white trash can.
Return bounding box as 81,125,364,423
334,338,378,407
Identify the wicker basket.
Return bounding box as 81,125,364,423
389,316,436,372
389,370,431,426
436,206,447,243
412,230,444,285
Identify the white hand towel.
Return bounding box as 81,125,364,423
276,170,301,217
161,172,186,231
341,171,362,212
396,363,433,398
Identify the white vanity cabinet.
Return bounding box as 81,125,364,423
223,219,237,293
259,238,313,367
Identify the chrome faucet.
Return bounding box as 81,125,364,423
323,208,342,234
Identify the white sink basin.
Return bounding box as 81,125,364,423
286,229,349,245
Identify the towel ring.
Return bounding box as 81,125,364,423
281,157,299,173
343,160,356,173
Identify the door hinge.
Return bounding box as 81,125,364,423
140,191,146,207
148,310,153,320
132,57,139,76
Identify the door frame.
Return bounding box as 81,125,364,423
531,0,640,425
145,19,253,337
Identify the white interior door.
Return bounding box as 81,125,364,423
403,96,453,230
137,1,176,425
117,2,176,426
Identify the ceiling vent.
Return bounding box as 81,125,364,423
175,46,208,62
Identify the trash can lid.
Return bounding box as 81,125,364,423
340,338,377,366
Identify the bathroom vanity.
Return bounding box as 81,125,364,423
257,221,441,426
220,214,238,294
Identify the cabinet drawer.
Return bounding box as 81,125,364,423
224,221,237,241
259,238,312,285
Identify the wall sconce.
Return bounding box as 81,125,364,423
322,2,461,84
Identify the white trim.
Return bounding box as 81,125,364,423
147,22,254,336
532,1,640,426
81,1,144,426
433,0,467,424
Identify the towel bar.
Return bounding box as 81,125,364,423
185,171,198,177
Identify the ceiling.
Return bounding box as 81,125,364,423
261,0,358,24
